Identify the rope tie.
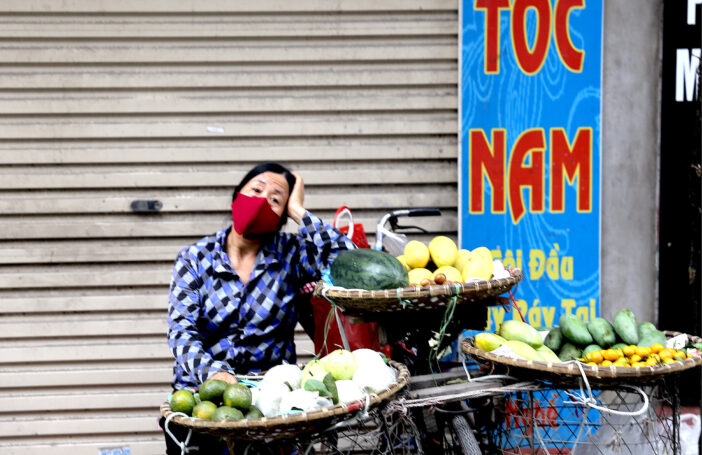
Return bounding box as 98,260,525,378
361,391,372,418
562,361,649,417
320,287,350,352
164,412,199,455
382,397,409,418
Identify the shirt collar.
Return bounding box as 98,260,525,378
213,226,281,277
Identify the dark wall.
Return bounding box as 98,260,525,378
658,0,701,405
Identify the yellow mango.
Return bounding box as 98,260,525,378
504,340,542,361
474,332,507,352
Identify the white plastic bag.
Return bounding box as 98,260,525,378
680,413,700,455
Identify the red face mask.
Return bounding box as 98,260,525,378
231,193,282,238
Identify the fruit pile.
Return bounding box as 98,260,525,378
329,237,511,291
545,309,698,367
168,349,397,421
472,309,700,368
580,344,691,368
397,236,509,286
169,381,260,421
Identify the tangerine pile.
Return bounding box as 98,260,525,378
581,343,692,367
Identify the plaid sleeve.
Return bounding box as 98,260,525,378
296,211,357,279
167,250,229,384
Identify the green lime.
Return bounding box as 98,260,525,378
192,400,218,420
244,406,264,420
170,389,196,416
223,383,252,411
212,405,244,421
198,379,227,404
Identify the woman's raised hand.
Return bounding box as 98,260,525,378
287,172,306,224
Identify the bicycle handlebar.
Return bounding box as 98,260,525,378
374,208,442,251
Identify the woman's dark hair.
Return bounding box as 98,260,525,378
232,162,296,229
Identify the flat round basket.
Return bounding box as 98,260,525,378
160,360,409,441
314,269,522,314
462,331,702,387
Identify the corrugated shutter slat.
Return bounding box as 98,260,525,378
0,2,458,453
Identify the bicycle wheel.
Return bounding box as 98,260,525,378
450,415,481,455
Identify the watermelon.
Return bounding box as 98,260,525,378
330,249,409,290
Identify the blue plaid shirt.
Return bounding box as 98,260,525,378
168,211,355,389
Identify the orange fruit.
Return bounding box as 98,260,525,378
629,354,642,364
645,357,658,366
614,358,629,367
586,351,604,364
587,361,598,366
622,346,636,357
635,347,651,358
650,343,664,354
659,349,674,361
603,349,620,362
601,360,613,367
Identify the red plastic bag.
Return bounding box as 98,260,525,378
310,296,380,356
308,206,379,356
333,206,370,249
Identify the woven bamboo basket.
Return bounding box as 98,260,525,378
313,268,522,314
160,360,409,441
462,331,702,387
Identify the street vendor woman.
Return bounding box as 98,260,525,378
161,162,356,453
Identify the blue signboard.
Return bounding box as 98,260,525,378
459,0,603,331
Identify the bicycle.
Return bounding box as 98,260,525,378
371,208,509,455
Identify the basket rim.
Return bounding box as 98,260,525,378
315,268,523,301
462,330,702,381
160,360,409,434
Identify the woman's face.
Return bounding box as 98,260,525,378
239,171,290,217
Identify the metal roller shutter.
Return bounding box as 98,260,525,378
0,1,458,453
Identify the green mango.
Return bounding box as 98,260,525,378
638,330,667,348
544,328,563,352
587,317,616,348
612,309,638,345
535,345,562,363
558,342,583,362
637,322,658,339
498,320,543,348
559,313,593,346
